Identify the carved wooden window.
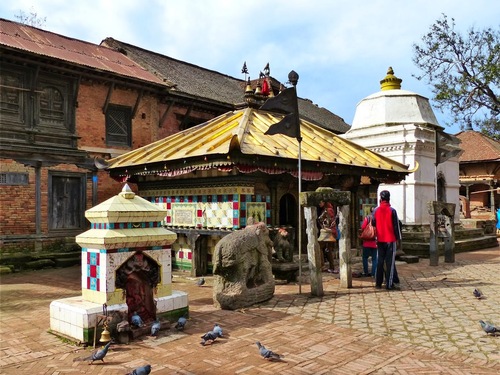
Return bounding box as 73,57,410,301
106,104,132,146
0,70,26,126
34,73,74,136
48,172,86,231
39,86,65,126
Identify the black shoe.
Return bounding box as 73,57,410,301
387,284,401,290
375,285,382,289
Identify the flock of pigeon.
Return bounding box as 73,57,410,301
474,288,499,336
72,276,288,373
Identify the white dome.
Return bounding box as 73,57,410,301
350,89,440,130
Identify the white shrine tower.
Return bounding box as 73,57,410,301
343,68,460,227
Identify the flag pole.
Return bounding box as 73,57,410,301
288,71,302,295
297,133,302,294
260,70,302,294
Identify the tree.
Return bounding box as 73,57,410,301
412,14,499,139
14,7,46,28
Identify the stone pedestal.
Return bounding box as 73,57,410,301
428,201,456,266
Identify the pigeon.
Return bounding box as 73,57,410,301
74,341,112,364
151,318,161,336
126,364,152,375
200,330,218,346
175,314,188,331
213,323,223,337
473,288,483,299
479,320,499,335
255,341,284,361
131,312,144,327
196,277,205,286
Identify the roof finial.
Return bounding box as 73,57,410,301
380,67,402,91
241,61,249,82
119,183,135,199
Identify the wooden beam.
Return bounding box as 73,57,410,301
159,100,175,128
74,75,81,108
132,89,143,119
102,82,114,114
179,104,193,130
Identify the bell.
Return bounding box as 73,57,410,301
99,325,112,343
318,228,336,242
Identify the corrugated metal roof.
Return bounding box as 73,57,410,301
456,130,500,162
0,18,170,87
107,107,409,174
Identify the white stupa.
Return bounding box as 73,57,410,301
343,67,460,226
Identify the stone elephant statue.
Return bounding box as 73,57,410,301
212,222,275,310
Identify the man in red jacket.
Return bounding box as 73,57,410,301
372,190,401,290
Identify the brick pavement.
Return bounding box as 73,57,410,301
0,242,499,374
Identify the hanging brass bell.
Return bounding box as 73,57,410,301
99,324,112,343
318,228,336,242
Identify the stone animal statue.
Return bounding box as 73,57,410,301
272,227,292,262
212,222,275,310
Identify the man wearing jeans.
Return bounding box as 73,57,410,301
372,190,401,290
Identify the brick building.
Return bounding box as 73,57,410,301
456,130,500,218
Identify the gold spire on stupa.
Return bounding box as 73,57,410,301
380,67,402,91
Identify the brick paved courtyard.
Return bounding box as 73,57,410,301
1,242,499,374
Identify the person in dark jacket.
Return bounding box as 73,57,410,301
372,190,401,290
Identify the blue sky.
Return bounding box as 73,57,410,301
1,0,498,134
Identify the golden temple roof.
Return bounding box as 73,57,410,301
106,107,410,177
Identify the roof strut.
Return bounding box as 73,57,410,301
102,82,115,114
132,89,143,119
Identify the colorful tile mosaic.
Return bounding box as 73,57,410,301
151,193,271,229
86,251,100,291
90,222,163,229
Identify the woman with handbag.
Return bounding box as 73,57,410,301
360,206,377,277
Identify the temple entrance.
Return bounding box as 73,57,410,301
115,252,160,324
279,193,296,226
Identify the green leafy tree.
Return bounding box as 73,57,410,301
14,7,46,28
412,14,499,139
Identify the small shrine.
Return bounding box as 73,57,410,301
49,184,187,344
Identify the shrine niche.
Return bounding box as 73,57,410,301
115,252,160,323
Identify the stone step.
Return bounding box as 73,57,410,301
402,228,484,242
402,236,498,258
54,257,81,267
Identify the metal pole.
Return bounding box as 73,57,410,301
298,138,302,294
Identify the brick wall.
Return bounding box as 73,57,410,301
0,160,36,235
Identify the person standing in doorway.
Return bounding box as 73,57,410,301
317,200,337,273
361,206,377,277
372,190,401,290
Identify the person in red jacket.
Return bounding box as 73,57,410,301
361,206,377,277
372,190,401,290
